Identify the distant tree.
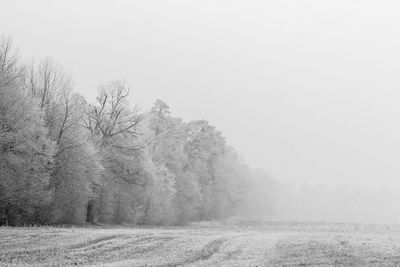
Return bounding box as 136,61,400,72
149,99,170,155
182,120,225,171
179,120,226,220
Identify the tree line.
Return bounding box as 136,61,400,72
0,36,254,226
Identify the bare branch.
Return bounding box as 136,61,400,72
55,137,90,157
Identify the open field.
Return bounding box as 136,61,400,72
2,222,400,266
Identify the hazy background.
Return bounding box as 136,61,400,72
2,0,400,191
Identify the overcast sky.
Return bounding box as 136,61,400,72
2,0,400,188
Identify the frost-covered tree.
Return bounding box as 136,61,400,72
0,36,55,225
28,59,73,138
213,147,250,218
149,99,170,155
49,94,102,224
83,80,142,147
144,101,250,224
179,120,226,220
0,36,255,226
83,81,147,224
21,56,106,224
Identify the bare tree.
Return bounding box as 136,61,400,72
29,58,73,112
53,94,91,157
82,80,143,148
0,36,55,225
0,35,23,88
26,59,87,156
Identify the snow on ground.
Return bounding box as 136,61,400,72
1,222,400,266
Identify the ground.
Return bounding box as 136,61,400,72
1,222,400,266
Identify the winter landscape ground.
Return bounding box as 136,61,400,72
1,222,400,266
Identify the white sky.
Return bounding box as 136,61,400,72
2,0,400,187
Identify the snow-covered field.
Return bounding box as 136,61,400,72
1,222,400,266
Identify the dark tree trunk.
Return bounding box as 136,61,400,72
86,200,95,223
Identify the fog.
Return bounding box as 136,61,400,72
241,170,400,223
2,0,400,223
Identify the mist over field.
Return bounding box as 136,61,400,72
241,170,400,223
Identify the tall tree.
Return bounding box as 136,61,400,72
149,99,170,156
83,81,147,224
83,80,142,147
0,36,55,225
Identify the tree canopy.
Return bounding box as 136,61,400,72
0,36,256,226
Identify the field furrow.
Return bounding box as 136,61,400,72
1,223,400,266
